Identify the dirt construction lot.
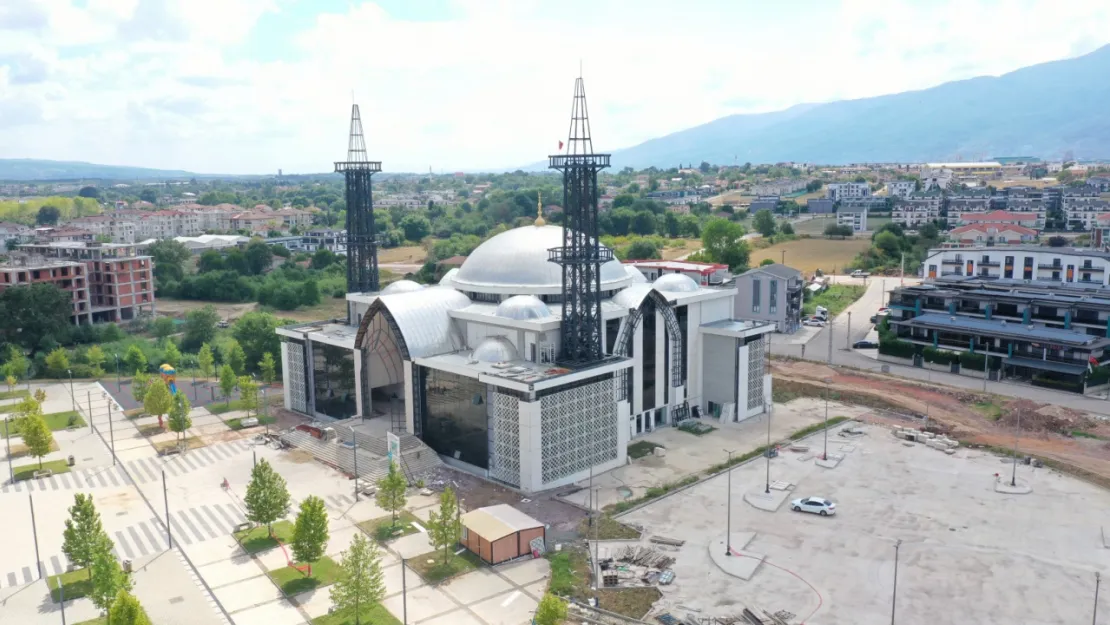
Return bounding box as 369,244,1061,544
617,420,1110,625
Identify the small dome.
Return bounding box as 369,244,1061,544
652,273,700,293
439,268,459,287
471,336,518,363
624,265,648,284
381,280,425,295
495,295,552,320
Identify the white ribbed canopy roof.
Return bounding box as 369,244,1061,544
451,225,631,295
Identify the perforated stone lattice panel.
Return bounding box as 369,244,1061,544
747,335,765,410
540,377,618,484
490,392,521,487
286,341,308,413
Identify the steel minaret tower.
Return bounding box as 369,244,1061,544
335,104,382,298
548,76,611,364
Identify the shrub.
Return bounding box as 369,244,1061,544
960,352,985,371
922,347,959,365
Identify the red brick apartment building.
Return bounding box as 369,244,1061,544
0,258,90,323
13,241,155,324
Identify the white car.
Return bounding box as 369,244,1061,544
791,497,837,516
802,318,825,327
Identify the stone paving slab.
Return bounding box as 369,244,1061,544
212,575,283,613
521,579,547,600
469,587,540,625
709,534,765,580
422,609,485,625
994,478,1033,495
391,531,433,559
495,558,549,587
196,554,262,588
382,561,424,595
442,568,513,604
291,586,332,618
228,597,307,625
743,488,790,512
381,585,455,623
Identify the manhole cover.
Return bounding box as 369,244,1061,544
617,487,633,499
169,596,184,604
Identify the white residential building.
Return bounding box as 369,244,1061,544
922,246,1110,284
892,193,942,228
826,182,871,201
1062,188,1110,230
886,180,917,199
837,205,868,232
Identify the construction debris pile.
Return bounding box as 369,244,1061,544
893,427,959,454
599,544,678,589
654,606,794,625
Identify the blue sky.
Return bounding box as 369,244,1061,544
1,0,1109,175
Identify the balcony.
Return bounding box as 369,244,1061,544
941,258,963,265
1081,266,1105,273
979,261,1000,267
1037,264,1063,270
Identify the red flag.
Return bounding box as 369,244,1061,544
558,140,564,150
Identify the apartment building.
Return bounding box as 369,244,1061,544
837,205,868,232
274,208,313,230
35,227,95,243
750,179,808,196
825,182,871,201
891,192,942,228
18,241,155,323
0,257,90,324
69,215,138,243
1062,188,1110,230
646,190,700,205
953,210,1043,229
886,180,917,199
921,246,1110,284
946,190,992,216
302,229,347,254
925,162,1003,179
749,196,779,211
733,263,804,333
947,223,1037,245
1005,186,1057,219
229,212,283,234
0,222,32,243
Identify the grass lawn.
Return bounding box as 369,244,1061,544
234,520,295,554
227,415,276,430
792,215,838,236
48,568,92,602
974,401,1003,421
2,411,86,437
357,510,423,543
267,556,341,596
0,389,30,401
660,238,703,260
750,238,871,274
577,515,642,540
547,549,590,599
137,422,165,437
14,458,71,481
312,604,402,625
154,436,206,453
803,284,867,317
378,244,427,264
866,215,892,232
408,549,482,584
627,440,662,459
9,439,60,459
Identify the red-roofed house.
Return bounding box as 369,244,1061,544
625,260,731,286
954,210,1043,229
948,223,1037,245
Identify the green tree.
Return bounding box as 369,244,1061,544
701,218,750,271
244,458,291,534
752,209,777,238
227,341,246,375
534,593,569,625
232,312,282,375
292,495,330,564
624,239,660,260
167,392,192,443
329,533,386,624
874,230,902,257
62,493,113,577
45,347,69,377
375,461,408,527
300,279,321,306
218,364,237,406
162,341,181,368
399,214,431,241
152,317,175,340
780,222,795,236
85,344,106,378
198,344,215,381
238,376,259,416
143,379,173,429
88,542,132,614
20,411,53,469
4,374,13,392
760,258,775,266
108,590,151,625
4,345,28,381
630,211,657,235
131,371,151,405
426,486,461,565
182,305,220,350
37,205,60,225
258,352,276,385
124,344,148,375
245,240,275,275
147,239,191,286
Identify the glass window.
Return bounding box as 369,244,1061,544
312,343,357,419
769,280,778,314
421,369,489,469
752,279,761,313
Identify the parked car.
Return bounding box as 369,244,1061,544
853,340,878,349
850,270,870,278
791,497,837,516
803,317,826,327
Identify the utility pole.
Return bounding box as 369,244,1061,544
1093,571,1101,625
724,449,734,556
827,315,834,364
4,417,12,482
900,252,905,286
352,426,359,501
67,369,74,411
59,574,66,625
846,311,852,349
401,558,408,625
1011,407,1022,487
780,249,785,265
87,391,94,433
823,380,830,460
107,398,115,465
891,539,902,625
30,493,42,579
163,470,172,547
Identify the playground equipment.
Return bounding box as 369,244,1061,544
158,364,177,428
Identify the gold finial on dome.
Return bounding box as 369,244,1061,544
534,192,546,227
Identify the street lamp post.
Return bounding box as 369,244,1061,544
1011,407,1022,487
823,380,830,460
4,417,12,482
724,449,734,556
67,369,74,411
104,393,116,466
891,539,902,625
1094,571,1101,625
845,311,852,349
114,354,120,390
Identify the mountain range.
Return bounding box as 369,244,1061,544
0,159,197,182
608,44,1110,169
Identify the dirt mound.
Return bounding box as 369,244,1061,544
997,399,1097,434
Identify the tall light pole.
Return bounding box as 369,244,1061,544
1011,407,1022,487
845,311,852,349
891,539,902,625
114,354,120,390
104,393,116,465
67,369,74,411
823,380,830,460
826,313,834,364
1093,571,1101,625
4,417,12,482
724,449,734,556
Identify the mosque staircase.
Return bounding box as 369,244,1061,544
279,426,442,486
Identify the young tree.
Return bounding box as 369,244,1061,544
20,411,53,469
143,379,173,429
197,343,214,381
162,341,182,368
108,590,151,625
33,388,46,404
4,374,14,392
752,208,777,238
45,347,70,377
329,533,385,624
4,345,28,381
85,344,106,378
88,542,132,614
258,352,276,385
167,392,192,443
152,317,176,341
218,364,237,407
62,493,113,577
244,458,291,534
292,495,330,564
182,305,220,350
534,593,569,625
238,376,259,416
124,345,147,375
227,341,246,375
425,486,461,565
375,461,407,527
131,371,151,405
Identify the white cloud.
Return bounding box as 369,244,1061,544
2,0,1110,174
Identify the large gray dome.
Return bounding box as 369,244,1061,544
451,225,631,295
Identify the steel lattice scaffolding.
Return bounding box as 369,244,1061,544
335,104,382,299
